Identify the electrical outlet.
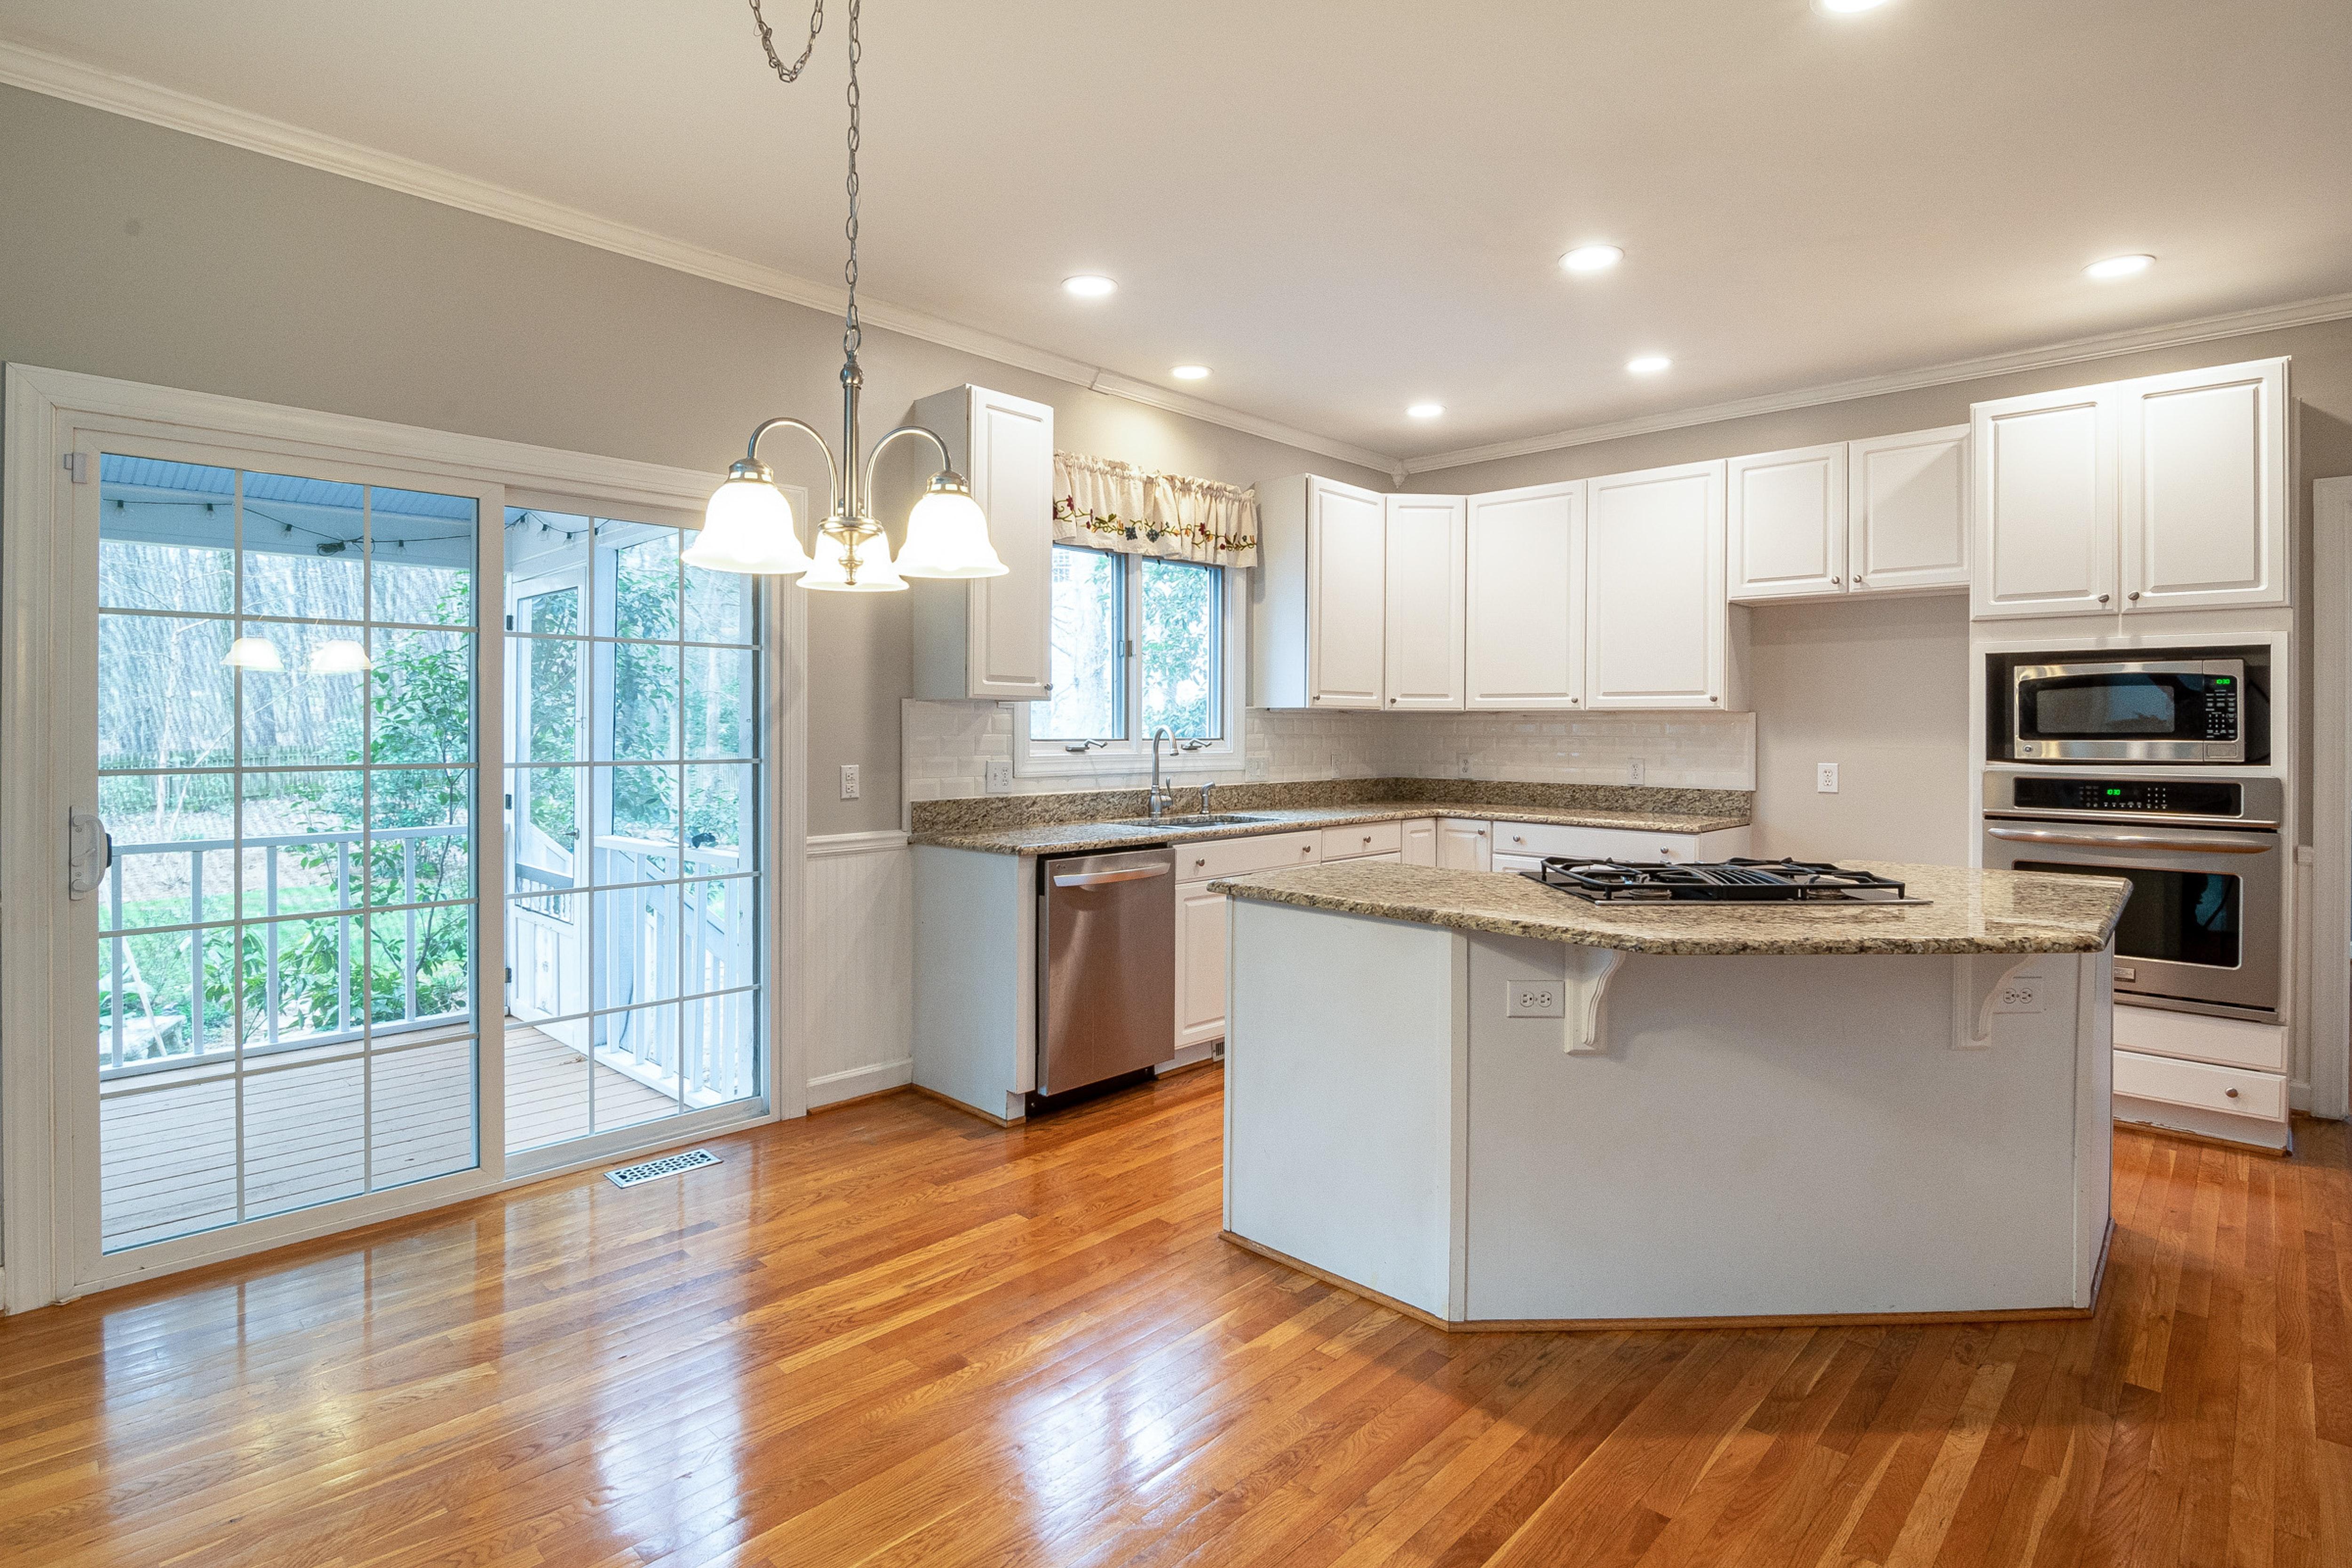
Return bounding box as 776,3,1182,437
1506,981,1565,1019
1457,754,1476,779
1245,753,1269,780
1993,978,2045,1014
983,759,1014,793
839,764,860,800
1817,762,1839,794
1628,758,1645,787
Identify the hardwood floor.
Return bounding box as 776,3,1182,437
4,1066,2347,1567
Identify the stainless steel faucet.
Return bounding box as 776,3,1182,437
1199,779,1216,816
1149,726,1176,817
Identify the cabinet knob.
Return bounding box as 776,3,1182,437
1708,694,1719,703
2128,591,2141,602
1853,575,1864,586
2226,1087,2240,1098
2098,593,2111,604
1570,697,1580,705
1193,858,1207,870
1831,575,1841,585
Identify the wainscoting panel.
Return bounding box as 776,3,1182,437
805,832,915,1107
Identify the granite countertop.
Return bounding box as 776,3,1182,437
1205,861,2132,956
910,800,1750,855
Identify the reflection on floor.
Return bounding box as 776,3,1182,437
96,1024,679,1252
503,1019,681,1152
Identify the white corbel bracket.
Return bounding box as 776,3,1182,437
1953,953,2036,1050
1563,947,1629,1054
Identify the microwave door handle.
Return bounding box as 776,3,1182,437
1986,827,2276,854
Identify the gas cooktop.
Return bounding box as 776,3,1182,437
1520,858,1926,905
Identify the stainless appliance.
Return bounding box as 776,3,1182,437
1520,859,1925,905
1037,847,1175,1099
1989,648,2265,764
1981,772,2283,1018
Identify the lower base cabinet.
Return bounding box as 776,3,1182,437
1437,820,1492,870
1175,879,1230,1051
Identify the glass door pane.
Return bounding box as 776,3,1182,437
501,510,763,1156
95,456,483,1253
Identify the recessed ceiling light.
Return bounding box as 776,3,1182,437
1170,365,1210,381
2084,253,2155,280
1813,0,1891,13
1560,244,1624,274
1062,274,1117,298
1407,403,1445,419
1626,355,1672,374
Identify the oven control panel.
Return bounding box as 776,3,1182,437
2011,778,2240,816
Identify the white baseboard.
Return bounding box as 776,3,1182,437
809,1057,915,1107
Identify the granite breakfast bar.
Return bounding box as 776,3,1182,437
1209,861,2133,1329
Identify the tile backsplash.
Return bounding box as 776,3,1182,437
902,700,1755,820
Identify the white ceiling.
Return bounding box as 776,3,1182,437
4,0,2349,468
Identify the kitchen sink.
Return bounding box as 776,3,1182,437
1109,812,1277,829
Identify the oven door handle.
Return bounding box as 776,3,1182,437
1985,827,2276,855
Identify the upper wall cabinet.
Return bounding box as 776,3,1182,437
1729,444,1846,600
1727,428,1969,604
2119,359,2289,613
1384,494,1467,709
1973,357,2288,620
1254,474,1388,708
1585,460,1728,710
1465,481,1585,709
1847,425,1970,593
910,385,1055,698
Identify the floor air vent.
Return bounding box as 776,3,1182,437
605,1148,723,1188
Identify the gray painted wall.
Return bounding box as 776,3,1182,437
0,84,1386,838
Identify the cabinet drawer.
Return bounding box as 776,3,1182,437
1494,821,1703,862
1176,830,1322,883
2114,1004,2287,1074
1322,820,1404,860
2113,1049,2287,1122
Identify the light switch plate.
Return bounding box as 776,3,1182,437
984,759,1014,792
839,764,860,800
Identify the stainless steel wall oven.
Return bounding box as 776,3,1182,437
1981,773,2282,1019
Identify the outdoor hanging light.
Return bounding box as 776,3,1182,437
698,0,1007,589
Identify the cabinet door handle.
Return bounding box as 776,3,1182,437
1708,694,1719,703
2098,593,2111,604
2128,591,2141,602
1831,575,1841,585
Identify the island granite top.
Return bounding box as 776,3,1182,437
910,800,1749,856
1205,860,2131,956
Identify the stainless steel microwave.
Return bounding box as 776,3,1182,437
1999,654,2257,764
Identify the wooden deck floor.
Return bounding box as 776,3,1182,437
9,1067,2349,1568
97,1023,679,1249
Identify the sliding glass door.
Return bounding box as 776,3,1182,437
89,449,489,1256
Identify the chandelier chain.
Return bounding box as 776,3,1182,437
748,0,824,82
843,0,861,362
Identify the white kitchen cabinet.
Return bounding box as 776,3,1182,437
1972,385,2117,619
1493,820,1753,863
910,385,1055,698
1973,358,2288,621
1729,444,1846,601
1437,819,1492,871
1174,880,1230,1051
2119,358,2288,612
1464,482,1585,709
1400,818,1438,866
1585,460,1728,709
1847,425,1969,594
1383,494,1467,709
1254,474,1387,708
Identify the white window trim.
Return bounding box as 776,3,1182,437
0,362,810,1313
1014,550,1248,779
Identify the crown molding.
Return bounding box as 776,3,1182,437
0,36,1400,478
1400,290,2352,476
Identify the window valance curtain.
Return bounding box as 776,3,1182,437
1051,452,1259,568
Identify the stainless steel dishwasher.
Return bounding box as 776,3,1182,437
1037,847,1176,1099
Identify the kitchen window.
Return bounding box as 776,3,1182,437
1019,544,1242,773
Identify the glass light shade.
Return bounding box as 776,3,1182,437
308,638,373,674
801,524,906,592
220,636,285,671
686,474,815,575
894,486,1007,578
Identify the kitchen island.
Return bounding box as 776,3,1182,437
1208,861,2131,1328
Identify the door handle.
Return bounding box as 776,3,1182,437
1052,865,1173,888
1986,826,2275,854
